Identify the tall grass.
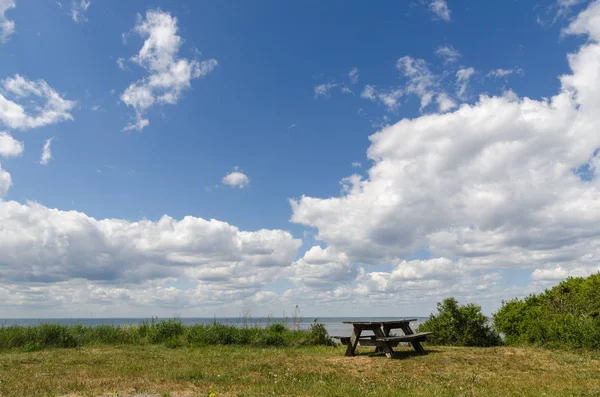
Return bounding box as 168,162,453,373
0,318,334,352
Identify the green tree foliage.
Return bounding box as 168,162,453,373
417,297,501,347
493,272,600,348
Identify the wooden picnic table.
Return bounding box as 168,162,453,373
336,319,432,358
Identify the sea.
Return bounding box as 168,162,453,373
0,317,429,337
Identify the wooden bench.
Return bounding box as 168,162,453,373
338,320,433,357
333,335,401,347
375,332,433,343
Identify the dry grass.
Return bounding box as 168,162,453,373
0,344,599,396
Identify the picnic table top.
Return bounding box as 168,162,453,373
342,319,417,325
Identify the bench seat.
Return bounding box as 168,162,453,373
375,332,433,342
333,335,401,347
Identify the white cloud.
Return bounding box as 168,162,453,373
40,138,53,165
290,0,600,291
222,168,250,188
561,0,600,38
349,67,359,84
0,75,76,130
0,131,23,158
361,85,376,100
116,57,126,70
341,87,353,95
531,265,598,281
396,56,438,110
429,0,451,21
0,162,10,197
361,85,404,110
531,266,569,281
436,92,457,112
91,105,99,111
0,0,15,43
352,162,362,168
0,129,19,200
0,200,301,289
289,246,357,290
487,68,524,78
435,45,461,64
456,67,475,99
70,0,90,24
121,10,218,131
314,83,337,98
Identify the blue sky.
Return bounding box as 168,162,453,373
1,0,599,318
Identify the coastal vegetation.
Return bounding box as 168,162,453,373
0,318,334,352
1,274,600,395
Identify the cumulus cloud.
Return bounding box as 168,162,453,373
222,168,250,188
121,10,218,131
531,265,598,281
429,0,451,21
0,200,301,285
436,92,457,112
0,163,10,197
435,45,461,64
291,0,600,294
0,0,15,43
70,0,90,23
289,246,358,290
0,74,76,130
40,138,53,165
0,130,19,199
0,131,23,158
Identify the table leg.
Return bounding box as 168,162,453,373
375,324,392,353
401,323,425,354
373,327,395,358
345,325,362,356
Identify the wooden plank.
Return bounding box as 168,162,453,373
342,319,417,325
335,336,401,347
401,323,426,353
372,326,396,358
345,324,363,356
375,332,433,342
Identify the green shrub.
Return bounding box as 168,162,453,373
308,319,334,346
148,319,185,344
267,323,286,333
262,332,285,346
493,273,600,349
36,324,79,348
418,297,501,347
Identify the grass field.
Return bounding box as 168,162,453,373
1,344,599,396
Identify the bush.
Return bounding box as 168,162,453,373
308,319,334,346
0,317,335,351
148,318,185,344
493,273,600,349
418,297,501,347
267,323,286,333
